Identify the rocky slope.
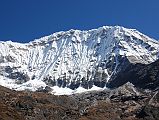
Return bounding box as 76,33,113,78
0,82,159,120
108,59,159,90
0,26,159,94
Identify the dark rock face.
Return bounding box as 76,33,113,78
7,72,30,84
107,59,159,90
5,66,13,73
136,106,159,120
0,66,30,84
5,55,15,62
42,55,159,91
0,55,15,63
36,86,52,93
0,56,5,63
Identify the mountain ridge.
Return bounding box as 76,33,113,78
0,26,159,94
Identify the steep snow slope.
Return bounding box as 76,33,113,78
0,26,159,94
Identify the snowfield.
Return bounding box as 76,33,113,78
0,26,159,95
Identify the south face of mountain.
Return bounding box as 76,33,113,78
0,26,159,93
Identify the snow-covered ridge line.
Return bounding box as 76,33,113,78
0,25,159,95
31,26,158,44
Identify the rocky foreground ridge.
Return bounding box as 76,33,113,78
0,82,159,120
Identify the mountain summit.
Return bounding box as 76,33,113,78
0,26,159,94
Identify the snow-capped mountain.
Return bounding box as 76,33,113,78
0,26,159,94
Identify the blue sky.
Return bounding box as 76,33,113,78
0,0,159,42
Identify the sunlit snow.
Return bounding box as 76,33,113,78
0,26,159,95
